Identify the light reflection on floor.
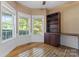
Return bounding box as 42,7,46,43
18,48,45,57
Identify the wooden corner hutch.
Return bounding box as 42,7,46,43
44,12,61,47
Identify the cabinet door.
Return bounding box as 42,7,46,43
50,34,60,47
49,34,56,46
44,33,50,44
55,34,60,46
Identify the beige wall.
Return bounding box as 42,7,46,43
8,1,46,15
62,6,79,34
48,2,79,34
16,2,31,14
31,8,46,15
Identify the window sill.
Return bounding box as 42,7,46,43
32,34,44,35
19,34,30,36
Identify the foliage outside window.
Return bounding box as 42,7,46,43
33,18,42,34
19,17,29,35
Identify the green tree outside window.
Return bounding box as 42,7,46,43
33,18,42,34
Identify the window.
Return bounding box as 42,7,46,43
18,13,30,35
1,2,16,40
32,16,44,34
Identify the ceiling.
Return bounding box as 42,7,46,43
17,1,70,8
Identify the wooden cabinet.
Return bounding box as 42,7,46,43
44,33,49,44
44,12,61,47
44,33,60,47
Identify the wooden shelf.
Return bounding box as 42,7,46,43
44,12,61,47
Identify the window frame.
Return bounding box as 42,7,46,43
18,12,31,36
1,2,16,42
32,15,44,35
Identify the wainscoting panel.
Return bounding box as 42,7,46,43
61,35,78,49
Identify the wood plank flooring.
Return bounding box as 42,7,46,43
7,42,79,57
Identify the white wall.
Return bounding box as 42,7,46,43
17,35,31,46
0,35,31,57
0,34,44,57
31,35,44,42
0,38,16,57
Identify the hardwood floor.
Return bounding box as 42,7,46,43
7,42,79,57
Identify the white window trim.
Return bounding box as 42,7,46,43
1,2,16,42
32,15,44,35
18,12,31,36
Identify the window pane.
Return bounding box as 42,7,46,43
19,17,29,35
2,12,13,40
19,18,27,25
2,12,13,29
19,30,26,35
19,25,27,30
33,18,42,34
2,30,12,40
